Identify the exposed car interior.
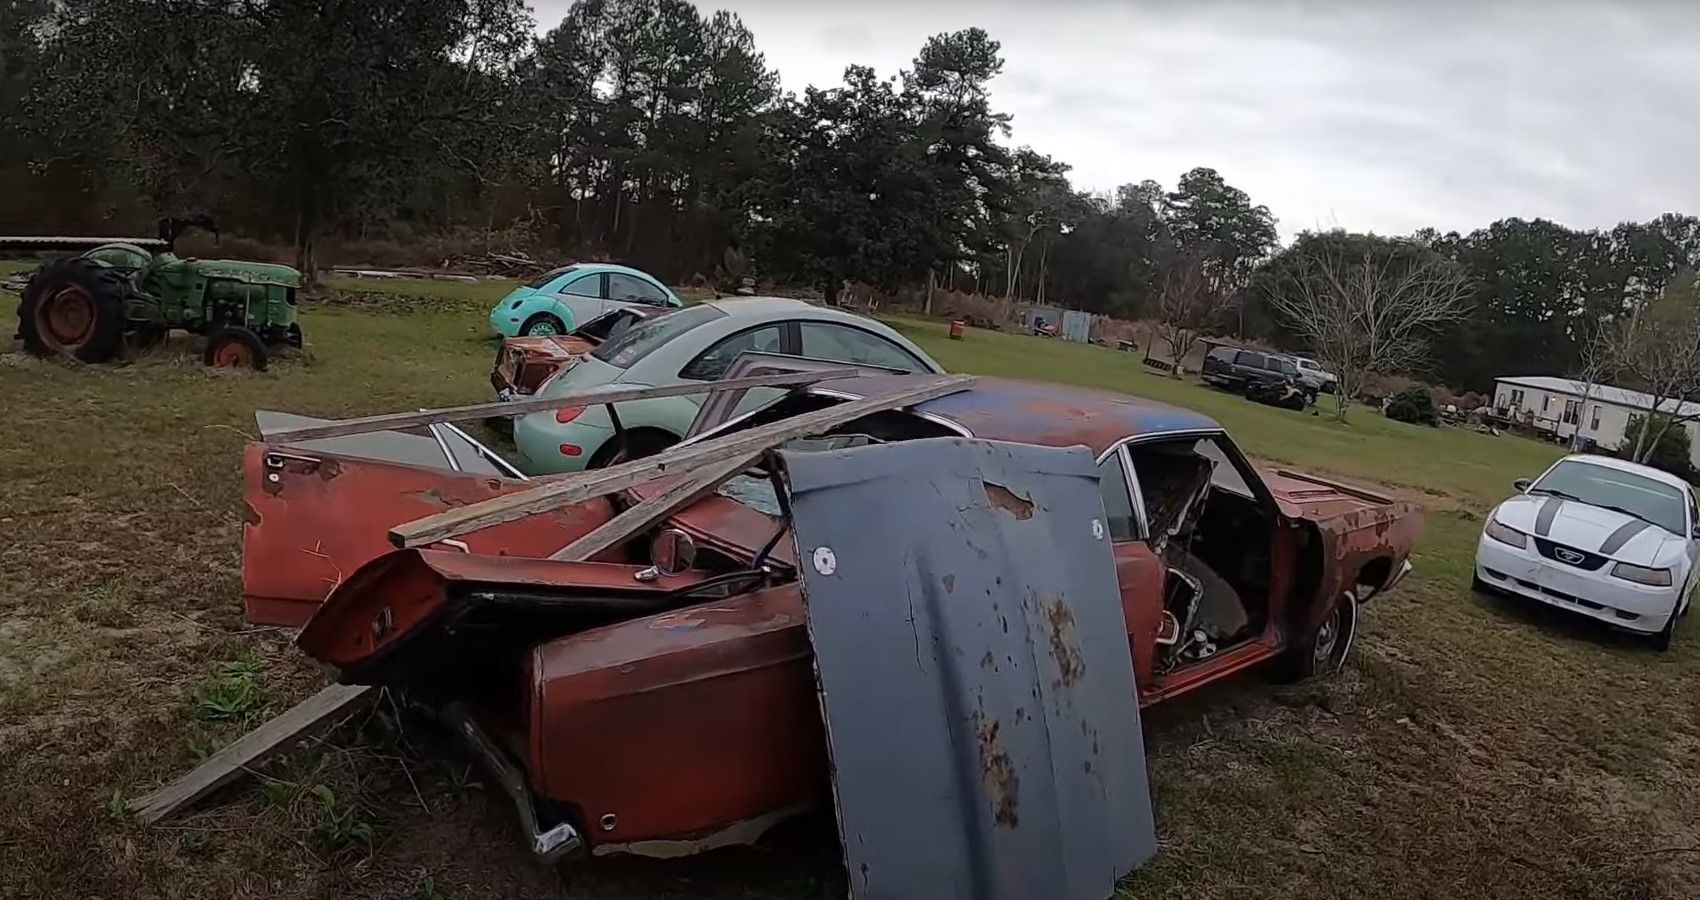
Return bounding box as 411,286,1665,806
1124,436,1275,673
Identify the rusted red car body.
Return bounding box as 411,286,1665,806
490,307,662,397
245,377,1421,855
491,335,595,397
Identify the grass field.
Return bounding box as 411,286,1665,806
3,270,1699,899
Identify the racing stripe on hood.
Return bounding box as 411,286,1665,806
1599,519,1652,555
1534,496,1563,536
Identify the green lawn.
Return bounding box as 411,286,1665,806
2,278,1696,900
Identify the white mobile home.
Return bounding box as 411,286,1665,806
1492,375,1700,469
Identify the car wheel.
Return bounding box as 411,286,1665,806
1278,592,1356,681
521,314,566,337
587,429,678,469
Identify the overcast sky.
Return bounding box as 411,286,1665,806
530,0,1700,239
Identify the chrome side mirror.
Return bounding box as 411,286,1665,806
1513,478,1532,493
636,528,698,581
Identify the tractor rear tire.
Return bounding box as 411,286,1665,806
205,327,269,371
18,257,128,363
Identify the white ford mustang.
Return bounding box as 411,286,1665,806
1475,454,1700,650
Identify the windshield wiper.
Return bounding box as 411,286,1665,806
1535,488,1666,530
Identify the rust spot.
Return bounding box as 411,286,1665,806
972,711,1020,827
942,574,956,594
316,457,342,481
409,487,465,509
983,482,1033,520
1043,596,1086,687
241,502,262,525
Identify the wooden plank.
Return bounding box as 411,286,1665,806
547,454,758,561
129,683,374,824
262,369,863,443
390,374,977,548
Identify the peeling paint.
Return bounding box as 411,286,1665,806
983,482,1034,519
972,711,1020,827
1041,594,1086,687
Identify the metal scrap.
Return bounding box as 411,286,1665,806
783,436,1157,900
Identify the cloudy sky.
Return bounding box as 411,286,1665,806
531,1,1700,239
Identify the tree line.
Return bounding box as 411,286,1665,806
3,0,1698,393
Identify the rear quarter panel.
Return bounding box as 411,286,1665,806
1263,469,1423,634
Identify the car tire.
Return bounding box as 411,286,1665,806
1277,592,1356,681
520,314,567,337
587,429,678,469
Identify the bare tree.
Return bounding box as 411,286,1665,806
1614,276,1700,462
1269,246,1472,422
1155,254,1232,376
1567,323,1622,452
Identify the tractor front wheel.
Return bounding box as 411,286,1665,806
18,257,128,363
204,328,269,371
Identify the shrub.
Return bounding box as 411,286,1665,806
1619,414,1698,483
1385,385,1440,426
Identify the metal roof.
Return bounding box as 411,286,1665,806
1495,376,1700,418
813,375,1222,456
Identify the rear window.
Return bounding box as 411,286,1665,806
527,265,578,289
590,303,726,368
1236,351,1266,367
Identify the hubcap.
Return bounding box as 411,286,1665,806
1313,608,1341,668
527,320,558,336
36,285,97,350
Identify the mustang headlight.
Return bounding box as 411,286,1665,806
1610,562,1673,586
1484,518,1527,549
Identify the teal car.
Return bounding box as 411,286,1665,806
489,263,682,337
512,297,944,474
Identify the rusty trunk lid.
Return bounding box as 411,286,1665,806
1261,467,1399,520
782,437,1156,900
241,439,613,628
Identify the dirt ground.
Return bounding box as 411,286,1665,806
3,283,1699,899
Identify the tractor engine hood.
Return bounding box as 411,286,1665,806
189,259,303,288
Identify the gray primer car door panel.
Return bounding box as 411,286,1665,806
781,437,1156,900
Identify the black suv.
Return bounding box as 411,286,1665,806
1200,346,1312,408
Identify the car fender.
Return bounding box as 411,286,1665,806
514,294,577,332
566,388,697,451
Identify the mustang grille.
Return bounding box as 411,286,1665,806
1532,538,1608,571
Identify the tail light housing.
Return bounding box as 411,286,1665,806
554,405,585,424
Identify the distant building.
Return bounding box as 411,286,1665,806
1492,375,1700,469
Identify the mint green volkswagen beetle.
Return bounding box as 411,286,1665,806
511,297,944,474
488,263,682,337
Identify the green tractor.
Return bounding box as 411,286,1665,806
12,217,303,370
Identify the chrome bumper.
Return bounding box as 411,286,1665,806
439,703,582,864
